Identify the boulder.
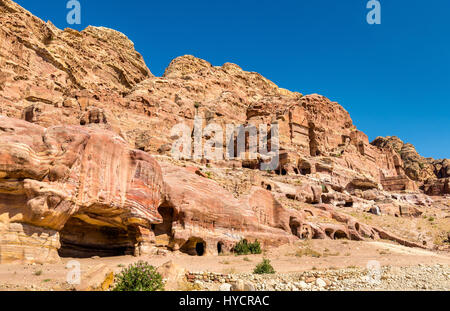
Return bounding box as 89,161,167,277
231,280,255,291
75,264,115,291
156,261,187,291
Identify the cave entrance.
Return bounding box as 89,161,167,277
217,242,224,254
276,168,287,176
334,230,348,240
58,217,135,258
180,237,207,256
300,167,311,175
325,229,334,239
344,201,354,208
289,217,300,238
299,161,312,176
196,242,205,256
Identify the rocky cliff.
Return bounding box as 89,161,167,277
0,0,448,263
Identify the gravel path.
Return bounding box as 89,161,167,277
196,264,449,291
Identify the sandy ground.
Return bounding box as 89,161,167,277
0,239,449,291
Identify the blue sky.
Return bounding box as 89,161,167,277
15,0,450,159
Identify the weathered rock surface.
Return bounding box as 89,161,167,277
156,261,187,291
75,264,115,291
160,162,300,254
0,116,164,262
372,136,449,188
0,116,431,262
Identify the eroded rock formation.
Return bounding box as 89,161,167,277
0,116,164,262
372,136,450,195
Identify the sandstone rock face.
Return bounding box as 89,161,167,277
0,0,150,133
0,116,164,262
372,137,446,180
423,178,450,196
0,0,447,263
0,0,430,194
0,0,150,95
160,163,298,255
0,116,429,262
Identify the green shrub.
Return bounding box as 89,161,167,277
113,261,164,291
233,239,250,255
253,259,275,274
248,240,262,254
233,239,262,255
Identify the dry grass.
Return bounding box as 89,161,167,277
296,247,323,258
179,280,202,291
222,267,238,274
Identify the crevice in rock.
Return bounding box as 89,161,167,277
308,122,320,156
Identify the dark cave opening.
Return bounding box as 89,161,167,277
289,217,300,238
180,237,207,256
276,168,287,176
58,217,134,258
300,168,311,175
195,242,205,256
333,230,348,240
217,242,224,254
325,229,334,239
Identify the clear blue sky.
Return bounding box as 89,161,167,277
15,0,450,159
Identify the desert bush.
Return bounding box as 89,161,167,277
253,259,275,274
233,239,262,255
113,261,164,291
248,240,262,254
